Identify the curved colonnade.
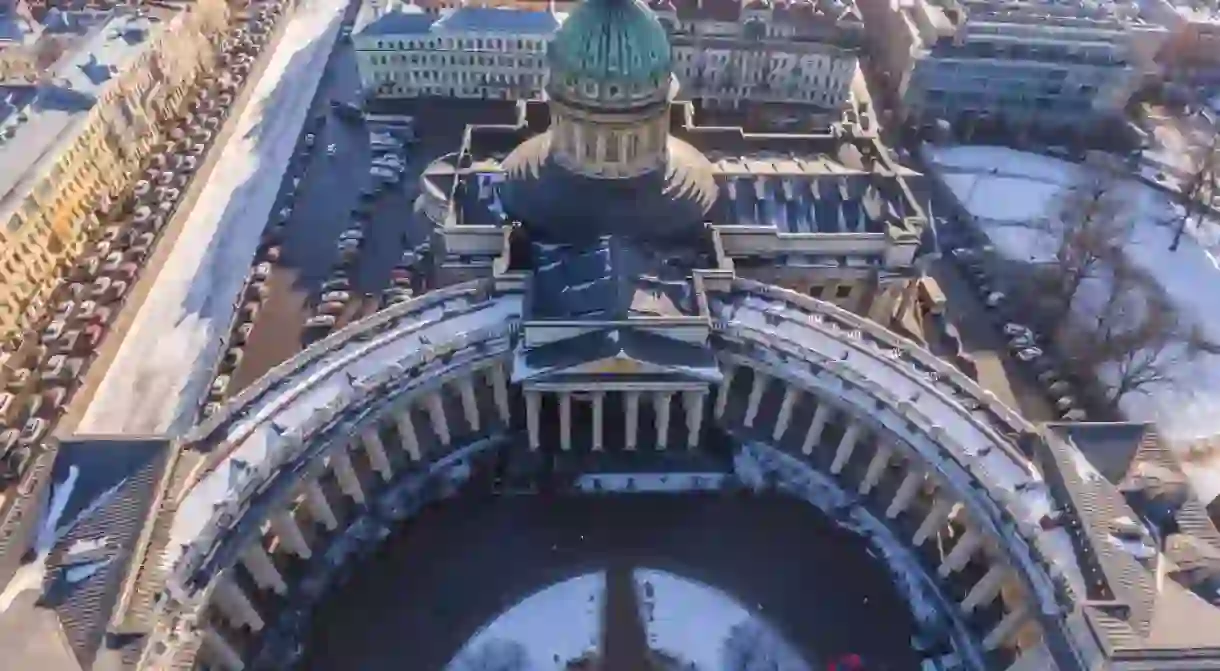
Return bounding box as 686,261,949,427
135,278,1090,671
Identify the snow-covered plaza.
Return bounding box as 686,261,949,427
74,0,348,436
926,145,1220,502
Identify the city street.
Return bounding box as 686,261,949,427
302,494,923,671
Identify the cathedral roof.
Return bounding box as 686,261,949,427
546,0,672,109
499,132,717,243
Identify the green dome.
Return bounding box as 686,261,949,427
547,0,673,108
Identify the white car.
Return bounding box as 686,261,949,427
306,314,337,329
321,291,350,303
326,143,337,156
1015,347,1043,362
1003,323,1032,338
304,133,316,147
339,229,363,241
984,291,1006,308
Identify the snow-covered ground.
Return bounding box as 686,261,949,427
926,144,1220,502
75,0,347,436
444,569,813,670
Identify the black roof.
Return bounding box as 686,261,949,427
36,436,171,670
528,236,700,321
498,133,717,244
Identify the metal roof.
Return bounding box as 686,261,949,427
528,236,698,321
0,11,158,224
35,436,171,670
434,5,562,34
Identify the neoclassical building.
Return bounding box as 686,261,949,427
3,0,1220,670
354,0,863,114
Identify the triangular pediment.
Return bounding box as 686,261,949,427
567,354,675,376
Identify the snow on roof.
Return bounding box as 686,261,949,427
926,145,1220,503
717,286,1084,605
165,294,522,578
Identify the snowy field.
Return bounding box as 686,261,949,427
75,0,347,436
927,145,1220,502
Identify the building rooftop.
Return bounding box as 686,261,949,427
0,436,172,671
0,10,158,226
433,4,562,32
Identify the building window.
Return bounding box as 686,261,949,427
835,284,853,300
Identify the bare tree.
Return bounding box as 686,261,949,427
1171,124,1219,251
1058,256,1212,409
1036,172,1137,329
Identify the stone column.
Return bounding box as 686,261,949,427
525,390,542,450
653,392,673,450
330,449,364,505
303,479,338,531
202,625,246,671
886,467,924,519
458,376,480,432
744,371,768,427
591,392,605,451
772,386,800,440
683,390,706,449
270,510,311,560
913,496,955,547
360,429,392,481
489,363,511,424
859,443,892,495
624,390,640,451
962,563,1007,613
212,576,264,631
559,391,572,451
395,410,422,461
830,421,862,475
938,528,983,578
801,404,833,455
714,363,737,419
425,391,450,446
983,606,1028,651
239,544,286,595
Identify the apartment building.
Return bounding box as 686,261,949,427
355,0,863,113
0,0,228,340
858,0,1169,133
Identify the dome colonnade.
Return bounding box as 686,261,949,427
134,278,1088,671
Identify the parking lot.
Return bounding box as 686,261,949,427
216,95,516,401
0,0,293,487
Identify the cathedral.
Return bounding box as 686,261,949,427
4,0,1220,669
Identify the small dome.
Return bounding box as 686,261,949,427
546,0,673,109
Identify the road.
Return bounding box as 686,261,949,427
301,494,924,671
908,175,1058,423
228,95,518,391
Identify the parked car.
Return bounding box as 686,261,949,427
321,277,349,292
339,229,363,241
41,320,67,344
202,402,224,418
41,387,69,415
18,418,48,446
305,314,337,329
321,291,350,303
132,232,156,254
318,301,345,315
232,322,255,345
210,375,231,399
240,301,260,320
253,262,272,280
0,429,19,457
0,392,15,421
222,348,244,371
1015,347,1043,362
246,282,270,300
4,369,31,393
